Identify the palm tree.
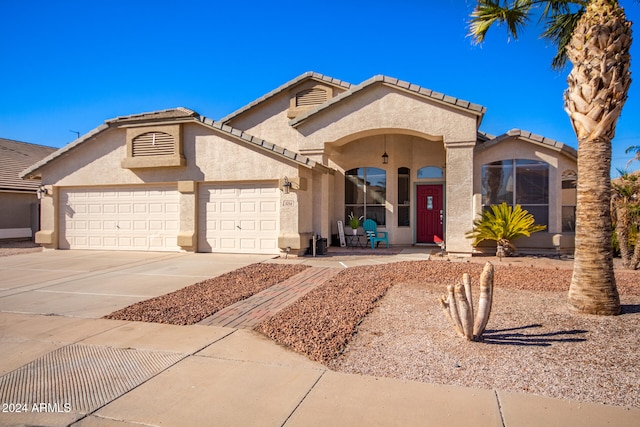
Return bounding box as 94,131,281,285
466,202,547,256
469,0,632,315
626,145,640,168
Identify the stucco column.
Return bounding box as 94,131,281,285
35,185,56,249
445,142,475,254
278,174,312,255
177,181,196,252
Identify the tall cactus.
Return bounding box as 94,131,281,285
439,262,494,341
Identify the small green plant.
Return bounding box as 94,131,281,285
466,202,546,256
348,212,363,229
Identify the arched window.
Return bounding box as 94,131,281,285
562,170,577,232
345,167,386,225
481,159,549,226
417,166,443,179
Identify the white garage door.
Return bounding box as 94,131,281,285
198,183,280,254
59,187,180,251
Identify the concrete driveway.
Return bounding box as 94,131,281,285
0,250,274,318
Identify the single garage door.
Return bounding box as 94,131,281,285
59,187,180,251
198,183,279,254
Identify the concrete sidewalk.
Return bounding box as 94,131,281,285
1,250,639,426
1,312,638,427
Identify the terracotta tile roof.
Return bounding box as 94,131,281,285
106,107,199,124
289,75,486,128
0,138,56,191
21,108,323,178
195,115,320,169
220,72,352,124
476,129,577,159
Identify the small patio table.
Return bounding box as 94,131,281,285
346,234,365,249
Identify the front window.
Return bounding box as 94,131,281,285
345,167,386,225
482,159,549,226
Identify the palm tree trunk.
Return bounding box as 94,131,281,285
569,136,619,314
565,0,631,315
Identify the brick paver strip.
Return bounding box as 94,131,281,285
198,266,341,329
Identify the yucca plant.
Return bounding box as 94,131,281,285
466,203,547,257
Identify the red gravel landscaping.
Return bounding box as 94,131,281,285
254,260,640,364
104,263,309,325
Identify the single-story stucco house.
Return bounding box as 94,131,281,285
21,72,578,255
1,138,56,240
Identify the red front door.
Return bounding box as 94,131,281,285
417,185,443,243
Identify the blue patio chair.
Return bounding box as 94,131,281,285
362,219,389,249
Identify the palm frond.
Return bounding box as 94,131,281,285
469,0,532,44
541,8,584,69
465,202,546,248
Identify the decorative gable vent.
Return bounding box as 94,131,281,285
132,132,175,157
288,85,331,119
122,124,185,169
296,88,328,107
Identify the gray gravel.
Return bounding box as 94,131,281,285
320,260,640,409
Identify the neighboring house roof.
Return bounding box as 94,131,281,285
288,75,487,128
220,72,352,124
21,107,321,179
0,138,56,192
476,129,577,160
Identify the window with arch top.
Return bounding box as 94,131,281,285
417,166,443,179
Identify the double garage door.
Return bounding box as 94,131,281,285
59,187,181,251
59,183,280,254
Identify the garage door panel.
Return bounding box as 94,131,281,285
238,220,255,231
199,183,279,254
240,201,256,213
60,187,179,251
260,220,277,231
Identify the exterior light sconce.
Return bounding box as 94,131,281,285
282,177,292,194
381,135,388,164
37,185,49,200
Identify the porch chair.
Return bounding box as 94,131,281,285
362,219,389,249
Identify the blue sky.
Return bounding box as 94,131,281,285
2,0,639,173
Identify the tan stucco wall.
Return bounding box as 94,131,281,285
226,80,348,153
473,137,578,252
294,86,479,152
445,143,476,253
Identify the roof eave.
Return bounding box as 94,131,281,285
195,115,333,172
476,129,577,160
20,123,111,179
290,75,486,128
220,72,352,125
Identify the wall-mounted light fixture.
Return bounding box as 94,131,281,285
282,176,292,194
382,135,388,164
36,185,49,200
